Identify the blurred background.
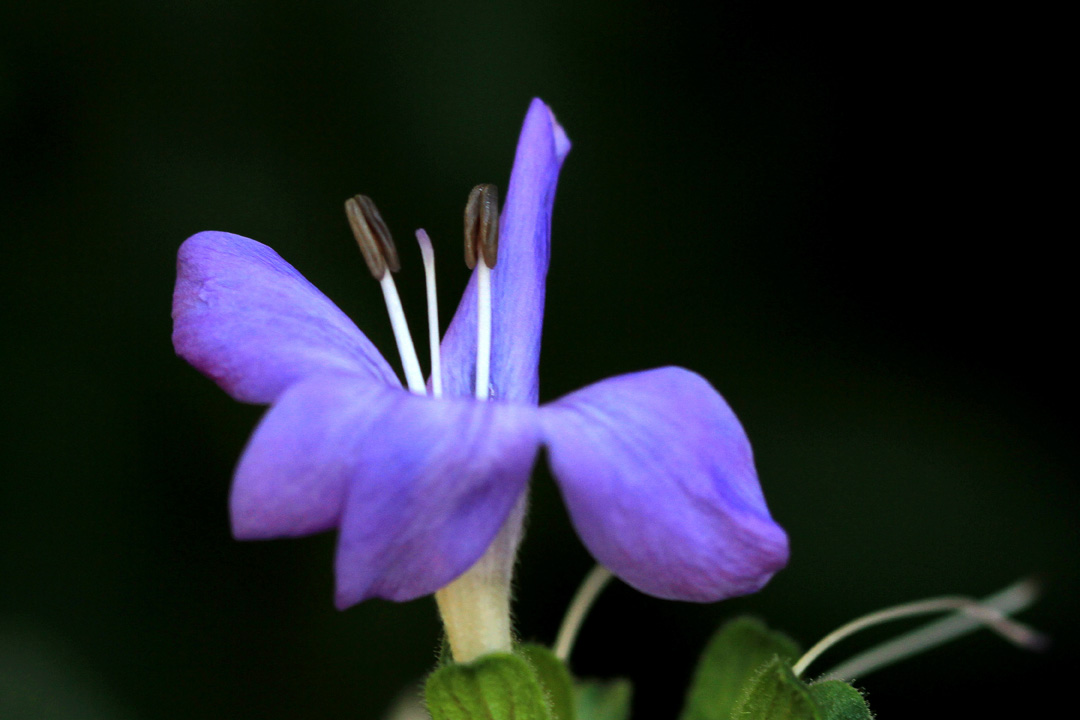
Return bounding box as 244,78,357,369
1,1,1073,717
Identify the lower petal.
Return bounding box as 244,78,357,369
540,367,789,602
231,373,542,606
333,389,542,606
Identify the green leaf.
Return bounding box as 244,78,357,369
731,658,821,720
575,679,632,720
807,681,874,720
425,653,554,720
518,644,576,720
679,616,802,720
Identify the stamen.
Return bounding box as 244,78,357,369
475,262,492,400
415,229,442,398
464,184,500,400
378,275,427,394
345,195,400,280
344,195,425,394
464,183,500,269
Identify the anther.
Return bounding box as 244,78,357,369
344,194,424,394
464,183,500,269
345,195,401,279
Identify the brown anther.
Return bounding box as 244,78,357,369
464,183,500,269
345,195,400,280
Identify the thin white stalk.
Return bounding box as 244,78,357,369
378,273,425,394
554,565,615,663
820,577,1045,682
415,229,442,398
793,579,1046,679
475,261,492,400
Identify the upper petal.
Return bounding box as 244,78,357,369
172,231,400,404
540,367,789,602
440,98,571,404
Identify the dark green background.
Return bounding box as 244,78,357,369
2,2,1073,718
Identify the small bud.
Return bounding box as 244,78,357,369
345,195,400,280
464,183,500,269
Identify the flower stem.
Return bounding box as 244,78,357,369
433,497,526,663
554,565,614,663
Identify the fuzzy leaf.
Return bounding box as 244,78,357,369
575,679,632,720
807,681,874,720
425,653,554,720
518,644,576,720
731,658,821,720
679,617,801,720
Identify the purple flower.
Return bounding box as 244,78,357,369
172,99,787,613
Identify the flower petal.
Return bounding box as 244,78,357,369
173,231,400,404
333,391,541,606
440,98,571,404
230,373,365,540
540,367,789,602
231,372,542,605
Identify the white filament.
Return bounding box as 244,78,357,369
415,229,442,398
475,260,492,400
378,273,426,394
819,577,1044,682
792,579,1046,679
